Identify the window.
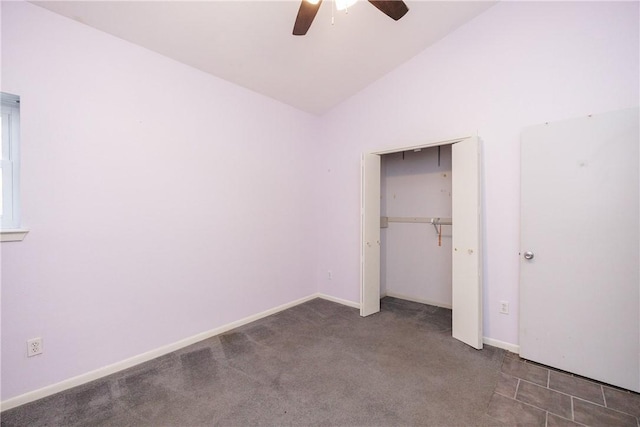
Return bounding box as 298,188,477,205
1,92,27,241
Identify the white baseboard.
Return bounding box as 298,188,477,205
483,337,520,354
0,294,320,412
384,291,452,309
317,293,360,309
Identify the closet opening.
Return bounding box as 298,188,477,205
380,145,453,309
361,136,482,349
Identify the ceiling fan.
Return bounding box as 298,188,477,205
293,0,409,36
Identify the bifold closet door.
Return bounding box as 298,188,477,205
361,153,381,317
520,107,639,391
452,137,483,349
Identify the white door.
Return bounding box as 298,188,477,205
361,138,483,350
520,107,640,392
452,137,483,349
361,153,381,316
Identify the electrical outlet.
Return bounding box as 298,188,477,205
27,337,43,357
499,301,509,315
327,270,333,280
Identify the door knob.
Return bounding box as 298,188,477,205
524,251,534,260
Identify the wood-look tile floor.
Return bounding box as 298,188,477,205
487,352,640,426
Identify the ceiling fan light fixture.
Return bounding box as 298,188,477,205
336,0,357,11
293,0,408,36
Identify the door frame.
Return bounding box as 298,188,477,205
360,135,483,349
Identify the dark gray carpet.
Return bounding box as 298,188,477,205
1,297,506,426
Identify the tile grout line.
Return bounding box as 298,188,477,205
571,396,575,421
516,376,598,403
514,392,602,426
501,391,583,425
500,392,559,419
601,385,607,408
545,410,549,427
523,358,632,396
509,367,638,424
521,373,636,414
572,394,640,418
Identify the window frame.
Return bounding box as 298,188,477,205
1,92,27,242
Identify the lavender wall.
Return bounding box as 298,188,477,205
317,1,639,346
1,1,321,400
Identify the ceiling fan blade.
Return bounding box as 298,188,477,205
293,0,323,36
368,0,409,21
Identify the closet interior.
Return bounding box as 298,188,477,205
380,144,453,308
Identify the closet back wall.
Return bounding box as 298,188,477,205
1,1,321,402
381,147,453,307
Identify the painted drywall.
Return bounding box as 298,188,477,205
381,146,453,306
0,1,321,401
317,1,639,347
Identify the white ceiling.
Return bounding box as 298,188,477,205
32,0,496,115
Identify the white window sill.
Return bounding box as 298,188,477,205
1,229,29,242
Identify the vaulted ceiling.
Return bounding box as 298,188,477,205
32,1,496,115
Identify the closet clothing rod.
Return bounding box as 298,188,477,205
384,216,452,225
380,216,452,230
